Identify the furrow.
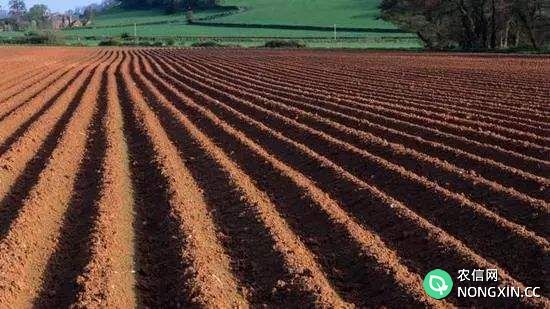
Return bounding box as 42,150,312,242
184,52,549,140
247,55,550,121
0,50,98,93
207,52,550,129
0,51,96,105
266,52,547,96
73,53,137,308
35,55,119,308
0,52,110,156
132,51,381,308
160,52,549,235
117,51,247,308
0,65,50,92
189,52,550,157
158,51,548,177
0,63,67,99
0,51,106,122
0,51,112,308
169,52,549,200
146,52,549,289
134,52,449,308
140,50,548,308
0,55,106,207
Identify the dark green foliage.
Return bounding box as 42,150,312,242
120,0,221,11
98,37,170,46
190,41,242,47
263,40,306,48
98,37,122,45
0,30,64,44
27,4,49,23
165,37,176,45
190,40,222,47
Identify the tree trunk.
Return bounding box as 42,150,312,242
479,0,489,48
517,10,540,49
490,0,497,49
524,26,539,49
417,31,433,49
502,19,511,48
456,0,476,48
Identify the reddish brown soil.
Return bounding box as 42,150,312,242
0,47,548,308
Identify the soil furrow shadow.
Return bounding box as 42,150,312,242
133,77,308,307
0,69,85,157
0,69,97,241
117,59,192,308
142,56,529,307
151,55,546,288
138,62,423,307
0,66,79,124
34,66,109,308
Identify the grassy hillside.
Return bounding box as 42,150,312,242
63,0,414,39
91,8,188,27
1,0,420,48
90,7,228,27
212,0,394,29
63,21,408,38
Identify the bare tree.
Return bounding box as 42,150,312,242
380,0,549,49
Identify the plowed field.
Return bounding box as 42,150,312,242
0,47,548,308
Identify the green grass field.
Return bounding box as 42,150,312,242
62,22,411,38
0,31,21,37
90,7,230,27
1,0,421,48
212,0,395,29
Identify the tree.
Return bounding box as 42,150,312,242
99,0,119,11
9,0,26,17
27,4,49,26
119,0,221,11
380,0,549,50
511,0,545,49
165,0,183,13
379,0,458,49
82,6,96,25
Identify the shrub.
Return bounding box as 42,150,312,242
191,41,223,47
165,38,176,46
4,31,65,45
263,40,306,48
0,32,65,45
98,38,122,46
121,32,132,39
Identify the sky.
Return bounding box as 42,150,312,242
0,0,96,13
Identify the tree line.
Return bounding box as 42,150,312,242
119,0,222,12
380,0,549,50
2,0,54,30
0,0,116,31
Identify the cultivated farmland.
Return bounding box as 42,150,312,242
0,47,548,308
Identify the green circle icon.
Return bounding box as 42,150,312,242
423,269,453,299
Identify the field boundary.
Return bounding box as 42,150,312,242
189,21,410,34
